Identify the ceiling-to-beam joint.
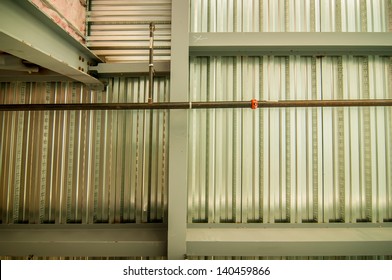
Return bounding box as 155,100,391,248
0,0,103,89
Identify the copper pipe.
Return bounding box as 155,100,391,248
257,99,392,108
1,99,392,111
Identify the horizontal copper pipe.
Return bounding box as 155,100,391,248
257,99,392,108
0,99,392,111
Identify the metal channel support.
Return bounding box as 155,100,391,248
189,33,392,56
89,62,170,77
0,0,103,89
187,224,392,257
168,0,189,260
0,224,167,257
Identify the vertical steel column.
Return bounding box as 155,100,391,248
168,0,189,259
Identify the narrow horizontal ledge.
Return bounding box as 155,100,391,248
187,225,392,257
89,61,170,76
0,224,167,257
189,32,392,56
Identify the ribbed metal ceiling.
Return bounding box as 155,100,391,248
87,0,171,62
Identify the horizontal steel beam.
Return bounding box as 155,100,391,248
1,99,392,111
0,0,103,89
0,69,75,82
89,62,170,77
2,223,391,257
189,32,392,56
187,224,392,257
0,224,167,257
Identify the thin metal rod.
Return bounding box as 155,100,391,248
147,22,156,221
148,22,155,104
147,110,153,222
141,109,148,221
1,99,392,111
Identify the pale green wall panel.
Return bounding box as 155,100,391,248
190,0,391,32
187,56,392,224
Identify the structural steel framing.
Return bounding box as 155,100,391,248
187,224,392,257
0,0,392,259
0,0,103,88
0,224,166,257
89,62,170,77
169,0,392,260
189,32,392,56
167,0,189,260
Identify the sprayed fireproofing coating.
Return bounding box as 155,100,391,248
30,0,86,43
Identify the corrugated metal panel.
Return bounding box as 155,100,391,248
322,56,392,223
0,77,169,224
87,0,171,62
190,0,390,32
187,56,392,223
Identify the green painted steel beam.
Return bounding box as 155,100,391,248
167,0,189,260
187,224,392,257
189,32,392,56
89,62,170,77
0,224,167,257
0,0,103,89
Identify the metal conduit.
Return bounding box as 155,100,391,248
148,22,155,104
147,22,155,222
1,99,392,111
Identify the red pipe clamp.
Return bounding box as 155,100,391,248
251,99,258,109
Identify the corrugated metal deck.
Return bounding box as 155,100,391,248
188,56,392,224
87,0,171,62
1,0,392,259
0,77,169,225
190,0,391,32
